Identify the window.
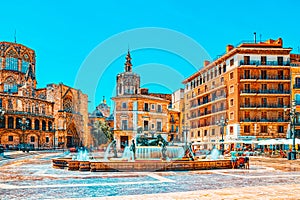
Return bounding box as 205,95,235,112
230,72,234,79
278,70,284,79
211,129,215,135
121,120,128,130
278,112,284,121
244,111,250,119
230,126,234,134
221,77,224,82
8,135,13,141
46,136,49,143
204,130,207,136
63,98,73,113
48,121,52,131
191,132,194,138
261,112,267,119
122,102,127,109
30,136,35,142
295,77,300,88
219,67,222,75
278,83,283,92
244,84,250,92
245,98,250,106
296,94,300,105
144,103,149,111
21,60,29,73
4,77,18,93
156,121,162,131
261,125,267,133
278,126,284,133
198,131,200,137
261,84,267,91
42,120,46,131
244,125,250,133
35,120,40,130
278,98,283,107
8,117,14,129
244,56,250,65
223,64,226,73
5,57,18,71
230,85,234,93
157,105,162,112
230,99,234,106
261,56,267,65
244,70,250,79
230,59,234,66
261,98,267,107
230,112,234,120
277,56,283,66
151,104,155,110
144,120,149,131
261,70,267,79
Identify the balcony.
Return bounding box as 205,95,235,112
240,117,289,122
293,84,300,89
257,75,290,80
257,89,290,94
240,60,290,66
5,110,54,118
241,89,290,94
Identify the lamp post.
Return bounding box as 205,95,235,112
182,125,190,150
217,116,228,155
19,117,29,150
51,124,56,150
284,100,297,160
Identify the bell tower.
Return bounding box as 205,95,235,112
116,50,140,96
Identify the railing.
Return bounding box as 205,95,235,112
241,89,290,94
257,89,290,94
241,75,290,80
240,118,289,122
240,104,289,108
5,110,54,118
240,60,290,66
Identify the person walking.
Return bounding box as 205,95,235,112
130,140,136,160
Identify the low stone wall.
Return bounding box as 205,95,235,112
52,158,71,169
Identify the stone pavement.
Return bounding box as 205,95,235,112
89,184,300,200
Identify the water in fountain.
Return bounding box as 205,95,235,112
103,141,114,161
121,146,135,161
73,148,88,161
207,148,220,160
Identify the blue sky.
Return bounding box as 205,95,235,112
1,0,300,111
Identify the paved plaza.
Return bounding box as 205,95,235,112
0,152,300,199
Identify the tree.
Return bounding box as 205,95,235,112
91,120,113,147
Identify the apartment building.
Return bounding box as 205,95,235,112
183,38,292,147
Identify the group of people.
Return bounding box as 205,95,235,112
230,149,250,169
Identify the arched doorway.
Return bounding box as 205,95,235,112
66,124,80,148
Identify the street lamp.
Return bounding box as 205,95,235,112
284,100,297,160
19,117,30,149
217,116,228,155
51,124,56,150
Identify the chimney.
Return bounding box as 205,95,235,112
204,60,210,67
226,45,234,52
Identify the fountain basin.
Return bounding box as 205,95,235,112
52,158,232,172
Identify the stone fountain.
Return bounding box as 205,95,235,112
52,134,232,171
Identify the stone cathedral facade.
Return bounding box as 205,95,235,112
0,42,89,149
